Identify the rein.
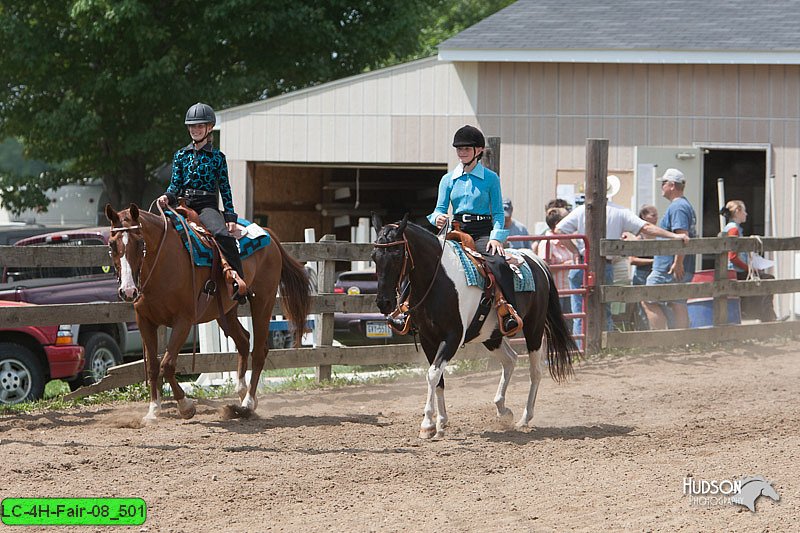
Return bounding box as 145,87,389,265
135,202,168,295
375,223,448,317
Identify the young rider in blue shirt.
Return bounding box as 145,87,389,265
157,102,248,303
428,125,519,333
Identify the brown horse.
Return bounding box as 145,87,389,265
105,204,311,422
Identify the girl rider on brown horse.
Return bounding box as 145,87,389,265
157,102,248,303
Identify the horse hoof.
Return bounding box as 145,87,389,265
497,409,515,427
242,394,257,412
178,398,196,419
515,419,531,429
434,429,446,439
419,427,436,439
142,414,158,424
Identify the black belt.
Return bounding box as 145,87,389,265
455,213,492,223
184,189,216,197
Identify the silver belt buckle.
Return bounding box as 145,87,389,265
462,214,472,223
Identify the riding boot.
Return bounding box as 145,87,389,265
484,254,522,334
217,235,248,304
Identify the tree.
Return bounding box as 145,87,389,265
0,0,514,211
410,0,516,61
0,0,429,208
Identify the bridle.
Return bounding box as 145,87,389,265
109,203,170,297
374,223,448,319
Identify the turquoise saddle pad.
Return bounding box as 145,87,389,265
446,240,535,292
165,211,271,268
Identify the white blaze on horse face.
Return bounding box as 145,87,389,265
118,233,138,298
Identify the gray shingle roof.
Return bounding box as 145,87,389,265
439,0,800,52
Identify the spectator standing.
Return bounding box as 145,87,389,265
641,168,698,330
624,205,659,330
555,176,688,338
721,200,777,322
534,207,575,329
503,198,530,249
627,205,659,286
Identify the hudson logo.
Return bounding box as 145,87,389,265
683,476,780,512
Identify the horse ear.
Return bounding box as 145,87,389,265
105,204,120,225
129,203,139,221
396,212,409,234
371,212,383,234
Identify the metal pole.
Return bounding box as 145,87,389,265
717,177,726,234
792,174,797,319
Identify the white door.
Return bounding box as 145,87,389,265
634,147,703,234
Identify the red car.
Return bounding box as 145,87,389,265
0,301,84,405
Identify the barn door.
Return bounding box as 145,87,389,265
634,146,703,233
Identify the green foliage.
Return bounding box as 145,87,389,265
411,0,516,60
0,0,513,211
0,0,432,208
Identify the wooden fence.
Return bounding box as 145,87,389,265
2,233,799,400
599,236,800,348
0,240,490,400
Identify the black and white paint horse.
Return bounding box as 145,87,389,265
372,215,578,438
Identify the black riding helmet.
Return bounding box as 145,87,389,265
185,102,216,125
452,125,485,148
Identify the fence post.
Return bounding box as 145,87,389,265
713,252,729,326
585,138,609,354
316,234,336,382
484,137,501,174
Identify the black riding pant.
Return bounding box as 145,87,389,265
460,219,517,309
188,200,244,279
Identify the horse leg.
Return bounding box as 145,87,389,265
420,335,458,439
245,310,270,413
223,309,259,411
214,313,251,403
159,321,195,419
517,336,546,428
492,338,517,426
139,318,162,423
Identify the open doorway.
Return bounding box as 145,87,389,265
701,148,767,236
700,147,767,269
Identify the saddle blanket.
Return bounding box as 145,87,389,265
165,211,271,267
446,240,535,292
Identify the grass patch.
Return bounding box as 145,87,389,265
2,359,507,415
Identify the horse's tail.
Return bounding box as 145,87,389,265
542,263,580,382
267,229,312,347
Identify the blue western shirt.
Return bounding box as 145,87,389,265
427,162,509,242
166,143,237,223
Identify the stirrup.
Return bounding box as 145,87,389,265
502,314,519,332
231,281,248,305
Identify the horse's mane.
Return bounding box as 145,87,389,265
392,220,437,241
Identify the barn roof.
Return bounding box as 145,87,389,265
438,0,800,64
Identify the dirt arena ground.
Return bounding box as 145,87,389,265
2,340,798,532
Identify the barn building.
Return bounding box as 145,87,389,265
218,0,800,282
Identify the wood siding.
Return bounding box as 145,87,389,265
218,57,478,165
475,63,800,233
